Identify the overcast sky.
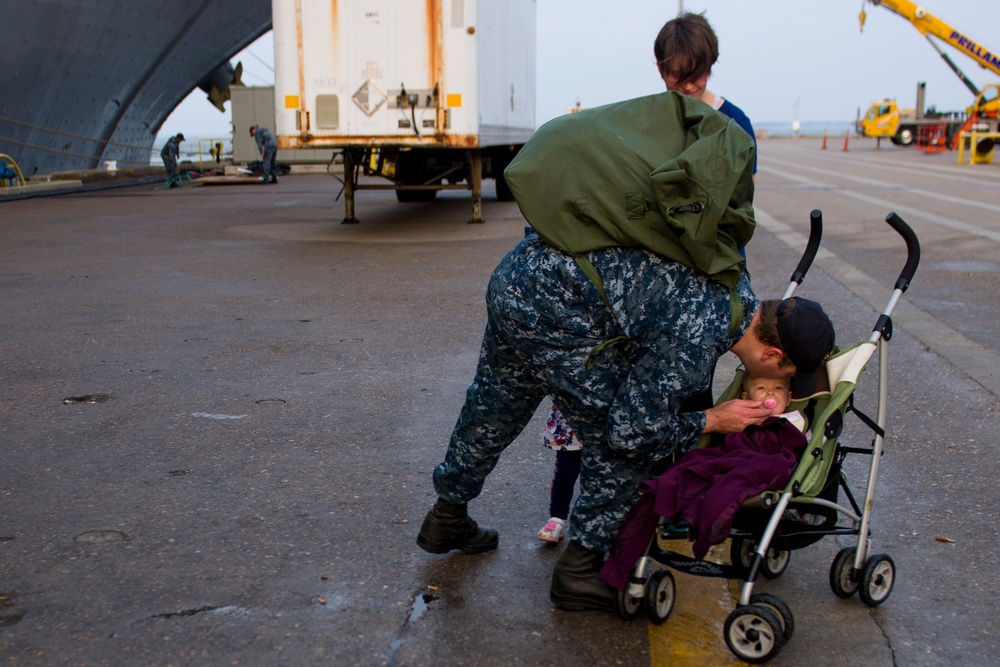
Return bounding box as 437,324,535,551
161,0,1000,139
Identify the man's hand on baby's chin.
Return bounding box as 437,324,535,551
704,399,774,434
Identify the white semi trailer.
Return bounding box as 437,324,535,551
271,0,536,223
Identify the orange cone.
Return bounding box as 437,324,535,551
843,129,850,152
822,130,828,150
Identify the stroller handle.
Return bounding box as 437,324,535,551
788,209,823,286
885,212,920,292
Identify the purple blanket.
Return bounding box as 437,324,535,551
601,416,807,589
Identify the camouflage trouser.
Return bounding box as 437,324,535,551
432,238,660,553
262,146,277,182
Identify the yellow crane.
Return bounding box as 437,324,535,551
857,0,999,148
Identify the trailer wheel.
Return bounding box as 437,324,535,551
490,147,516,201
395,151,439,203
396,189,437,203
495,171,514,201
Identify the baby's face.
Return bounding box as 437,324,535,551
744,375,791,414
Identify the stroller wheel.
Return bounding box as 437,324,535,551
614,586,644,619
730,537,790,580
829,546,861,598
644,570,675,625
730,537,754,578
859,554,896,607
761,548,791,579
749,593,795,644
724,604,785,663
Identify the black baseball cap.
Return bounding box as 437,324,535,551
776,297,835,396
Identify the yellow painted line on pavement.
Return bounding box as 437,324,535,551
648,541,748,666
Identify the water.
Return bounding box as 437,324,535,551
756,120,855,138
149,122,856,165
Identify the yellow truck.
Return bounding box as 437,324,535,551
858,1,1000,149
856,84,966,146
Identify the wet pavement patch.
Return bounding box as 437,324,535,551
74,529,129,544
408,588,440,623
0,592,24,627
255,398,286,405
141,606,248,623
62,393,112,404
167,470,189,477
151,605,220,619
191,412,248,420
389,588,442,661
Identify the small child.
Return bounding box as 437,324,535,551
601,371,810,582
740,372,805,432
539,374,801,545
537,403,582,543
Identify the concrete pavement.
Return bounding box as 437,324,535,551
1,140,998,665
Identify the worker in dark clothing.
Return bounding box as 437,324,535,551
160,133,184,187
250,125,278,184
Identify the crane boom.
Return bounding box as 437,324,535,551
868,0,1000,80
859,1,1000,153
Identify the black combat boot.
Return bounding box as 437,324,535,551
416,498,499,555
550,540,616,611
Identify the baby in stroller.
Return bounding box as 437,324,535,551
601,372,809,584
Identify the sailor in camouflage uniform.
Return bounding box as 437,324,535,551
417,233,835,612
159,133,184,186
250,125,278,184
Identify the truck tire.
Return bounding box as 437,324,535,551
396,188,437,203
892,127,915,146
490,147,517,201
395,151,438,203
495,171,514,202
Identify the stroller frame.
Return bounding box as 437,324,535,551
612,210,921,663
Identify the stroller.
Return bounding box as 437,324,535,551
608,210,921,663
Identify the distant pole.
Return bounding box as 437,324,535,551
678,1,684,15
792,97,800,139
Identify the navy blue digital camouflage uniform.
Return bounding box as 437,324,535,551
433,233,758,553
254,126,278,183
160,136,181,177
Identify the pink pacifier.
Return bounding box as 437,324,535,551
764,398,777,410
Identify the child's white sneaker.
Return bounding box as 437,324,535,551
537,517,565,543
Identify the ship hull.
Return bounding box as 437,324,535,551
0,1,270,176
